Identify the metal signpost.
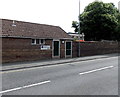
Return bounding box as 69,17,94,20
78,0,81,57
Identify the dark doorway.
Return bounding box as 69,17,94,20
53,41,60,56
66,41,72,56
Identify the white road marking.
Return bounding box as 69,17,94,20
1,57,117,74
0,80,51,94
79,65,114,75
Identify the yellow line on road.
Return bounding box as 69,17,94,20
0,63,66,74
1,57,117,74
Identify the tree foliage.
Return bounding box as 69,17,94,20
72,1,120,41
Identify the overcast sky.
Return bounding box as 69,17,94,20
0,0,119,32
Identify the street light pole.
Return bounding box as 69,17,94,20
118,1,120,12
78,0,81,57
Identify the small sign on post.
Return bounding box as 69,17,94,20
41,45,50,50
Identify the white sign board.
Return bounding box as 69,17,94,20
41,45,50,50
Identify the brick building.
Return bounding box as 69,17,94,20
1,19,73,63
68,32,85,41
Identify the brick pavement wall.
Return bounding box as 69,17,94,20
72,42,79,58
2,37,53,63
118,42,120,54
72,41,118,57
2,38,118,63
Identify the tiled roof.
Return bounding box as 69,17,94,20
2,19,72,39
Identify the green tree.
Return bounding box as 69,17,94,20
72,21,79,32
72,1,120,41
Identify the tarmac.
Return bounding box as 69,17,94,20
1,53,118,72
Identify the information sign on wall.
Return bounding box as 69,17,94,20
41,45,50,50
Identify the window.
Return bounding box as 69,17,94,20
31,39,45,45
36,39,39,44
40,39,45,44
32,39,36,44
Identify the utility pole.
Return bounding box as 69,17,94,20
78,0,81,57
118,1,120,12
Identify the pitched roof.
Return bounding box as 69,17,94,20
2,19,72,39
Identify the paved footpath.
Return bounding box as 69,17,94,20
1,53,118,71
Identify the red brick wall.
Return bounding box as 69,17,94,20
72,41,118,57
3,37,118,63
2,37,53,63
72,42,78,58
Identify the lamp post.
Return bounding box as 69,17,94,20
78,0,81,57
118,1,120,12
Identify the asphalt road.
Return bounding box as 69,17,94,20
1,56,118,95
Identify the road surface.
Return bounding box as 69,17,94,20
1,56,118,95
